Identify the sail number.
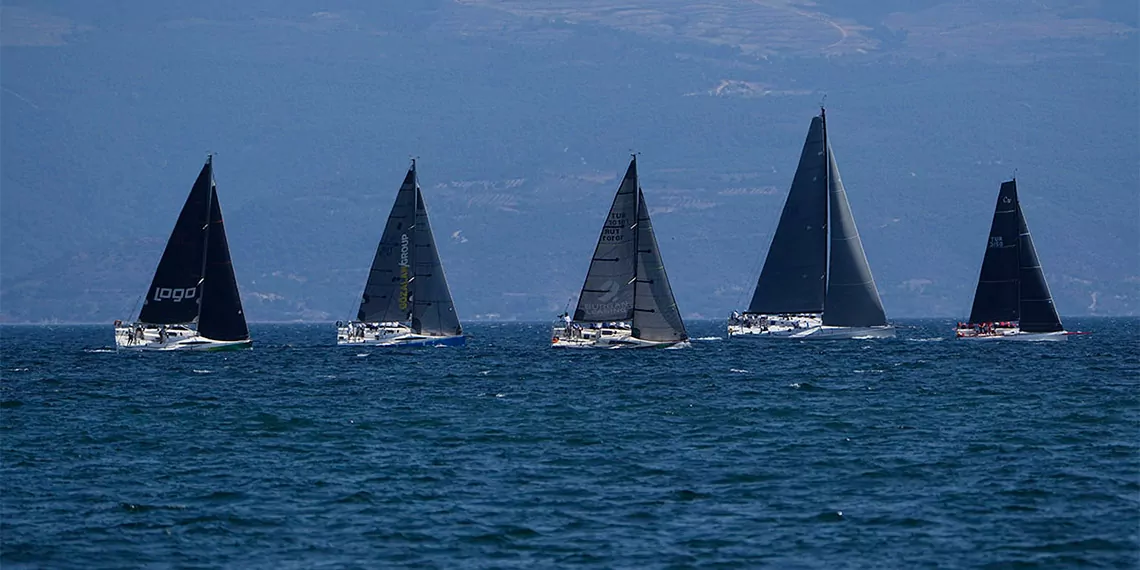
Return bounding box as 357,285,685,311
988,236,1004,249
153,287,198,302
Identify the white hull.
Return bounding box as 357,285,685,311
551,323,688,349
728,313,894,339
337,322,465,347
114,323,251,351
956,327,1067,341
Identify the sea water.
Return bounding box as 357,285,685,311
1,318,1137,568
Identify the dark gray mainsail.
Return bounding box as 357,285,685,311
138,159,213,325
821,126,888,327
632,189,688,342
573,158,639,322
356,163,418,323
410,187,463,336
968,180,1020,324
747,116,829,314
1014,184,1063,333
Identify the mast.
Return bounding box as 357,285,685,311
196,154,214,323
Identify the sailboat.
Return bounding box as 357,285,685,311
728,108,894,339
337,159,464,347
551,155,689,349
114,155,252,351
956,179,1067,340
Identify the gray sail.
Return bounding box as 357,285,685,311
821,137,888,327
410,187,463,336
356,164,418,323
1015,190,1063,333
747,116,829,314
632,189,688,342
573,158,638,322
967,180,1020,324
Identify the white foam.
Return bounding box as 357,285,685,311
192,369,212,374
729,368,750,373
693,336,722,341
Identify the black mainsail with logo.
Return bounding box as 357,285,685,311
571,156,687,344
134,156,250,343
744,109,888,330
354,160,462,338
966,179,1063,332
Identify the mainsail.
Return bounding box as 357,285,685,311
968,180,1020,324
357,164,418,323
747,116,829,314
820,117,888,328
632,189,688,342
197,185,250,341
573,159,638,322
411,187,463,336
137,160,213,325
1014,184,1063,333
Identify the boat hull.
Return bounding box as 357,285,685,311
114,324,252,351
956,327,1067,341
728,313,894,339
551,325,688,349
337,322,465,347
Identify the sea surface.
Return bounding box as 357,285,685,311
1,318,1137,569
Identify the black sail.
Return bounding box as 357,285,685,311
137,160,212,325
1015,189,1063,332
747,116,828,314
821,136,888,327
410,187,463,336
197,186,250,341
573,158,638,322
967,180,1020,324
632,189,688,342
357,164,418,323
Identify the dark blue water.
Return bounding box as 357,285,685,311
2,319,1137,568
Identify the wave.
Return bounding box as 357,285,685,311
693,336,722,341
